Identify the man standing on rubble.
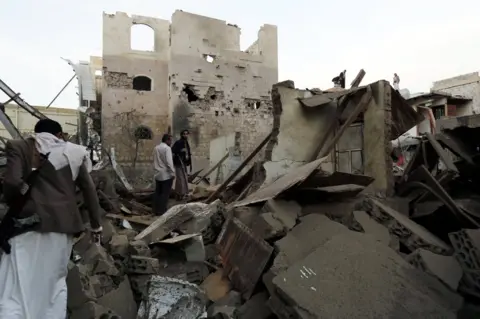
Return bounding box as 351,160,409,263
153,134,175,215
172,129,191,200
0,119,102,319
393,73,400,91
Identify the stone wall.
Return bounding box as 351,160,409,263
169,11,277,169
102,12,171,163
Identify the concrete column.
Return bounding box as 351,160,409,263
363,80,394,196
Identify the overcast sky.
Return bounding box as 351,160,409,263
1,0,479,109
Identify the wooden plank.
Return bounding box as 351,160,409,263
205,132,273,203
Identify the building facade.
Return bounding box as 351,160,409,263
98,10,278,169
0,104,78,139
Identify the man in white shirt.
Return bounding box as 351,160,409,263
153,134,175,215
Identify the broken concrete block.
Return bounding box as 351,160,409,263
207,305,236,318
353,210,398,249
101,218,117,246
136,276,206,318
118,228,138,241
90,274,115,298
271,232,460,318
129,275,151,302
370,198,452,255
109,234,129,258
156,261,209,284
252,213,286,239
406,249,463,290
129,240,151,257
67,263,96,310
84,244,120,276
128,255,161,274
229,206,261,228
270,214,350,274
98,276,137,319
235,292,272,319
449,228,480,271
262,199,299,229
70,301,120,319
155,234,206,262
201,269,232,302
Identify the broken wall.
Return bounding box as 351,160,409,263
432,72,480,115
102,12,171,163
169,11,277,170
263,82,336,184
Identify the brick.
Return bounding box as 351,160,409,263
128,256,161,274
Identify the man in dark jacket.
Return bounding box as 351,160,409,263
0,119,102,318
171,129,191,199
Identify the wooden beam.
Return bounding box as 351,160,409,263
205,132,273,203
194,152,229,185
350,69,366,88
310,87,373,161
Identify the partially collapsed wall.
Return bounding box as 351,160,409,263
101,11,278,167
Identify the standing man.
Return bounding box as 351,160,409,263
153,134,175,215
0,119,102,319
393,73,400,91
172,129,191,200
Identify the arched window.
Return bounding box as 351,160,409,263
131,24,155,51
133,76,152,91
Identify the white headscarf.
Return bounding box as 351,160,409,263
34,132,90,180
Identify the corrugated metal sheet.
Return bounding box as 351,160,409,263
63,59,96,102
234,157,328,207
216,218,273,299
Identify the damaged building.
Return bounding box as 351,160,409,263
87,10,277,170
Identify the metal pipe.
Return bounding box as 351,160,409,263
46,74,76,108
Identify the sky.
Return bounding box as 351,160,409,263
0,0,479,109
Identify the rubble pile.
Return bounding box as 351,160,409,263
4,79,480,318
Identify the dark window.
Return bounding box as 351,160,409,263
133,76,152,91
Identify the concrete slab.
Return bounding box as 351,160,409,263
407,249,463,290
272,232,460,318
270,214,350,274
98,276,137,319
354,210,398,249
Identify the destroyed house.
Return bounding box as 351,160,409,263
74,10,278,172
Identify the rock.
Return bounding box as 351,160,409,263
128,256,161,274
407,249,463,290
67,263,96,310
252,199,300,240
109,235,129,258
201,269,232,302
84,244,120,276
129,240,151,257
70,301,120,319
98,276,137,319
271,232,461,318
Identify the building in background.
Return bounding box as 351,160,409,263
0,104,78,139
73,10,278,171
